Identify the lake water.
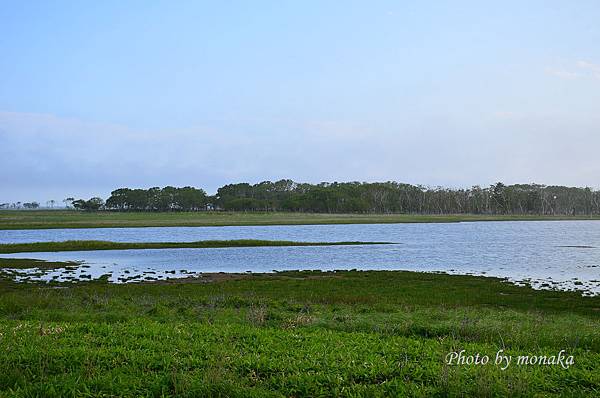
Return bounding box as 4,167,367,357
1,221,599,294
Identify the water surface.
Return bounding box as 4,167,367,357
1,221,599,294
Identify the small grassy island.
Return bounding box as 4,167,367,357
0,258,81,269
0,239,387,254
0,270,599,396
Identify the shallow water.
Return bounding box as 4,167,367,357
1,221,599,294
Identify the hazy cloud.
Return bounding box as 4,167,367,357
576,60,600,79
2,109,600,203
546,67,580,80
547,61,600,81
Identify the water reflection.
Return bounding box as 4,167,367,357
1,221,599,294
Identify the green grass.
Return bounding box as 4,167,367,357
0,239,386,254
2,210,599,230
0,270,599,396
0,258,81,269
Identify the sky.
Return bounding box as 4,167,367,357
1,0,600,203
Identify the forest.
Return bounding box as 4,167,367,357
55,180,600,215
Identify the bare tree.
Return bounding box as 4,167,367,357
63,197,75,209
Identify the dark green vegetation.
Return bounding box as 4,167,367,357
6,180,600,215
105,186,207,211
212,181,600,215
60,180,600,214
0,240,385,254
2,210,599,230
71,197,105,211
0,271,599,397
0,258,80,269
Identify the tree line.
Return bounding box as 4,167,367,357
1,199,69,210
42,180,600,215
104,187,207,211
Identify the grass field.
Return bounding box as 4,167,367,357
1,210,599,230
0,239,385,254
1,270,599,396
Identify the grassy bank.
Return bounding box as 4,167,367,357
1,210,599,230
0,239,385,254
0,270,599,396
0,258,81,269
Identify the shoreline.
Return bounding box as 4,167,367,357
1,210,600,230
1,266,597,297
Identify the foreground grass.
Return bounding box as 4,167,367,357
2,210,599,230
0,239,384,254
0,271,599,397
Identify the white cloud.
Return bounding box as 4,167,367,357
546,60,600,81
546,67,579,80
576,60,600,79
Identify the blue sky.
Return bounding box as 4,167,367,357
1,1,600,202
